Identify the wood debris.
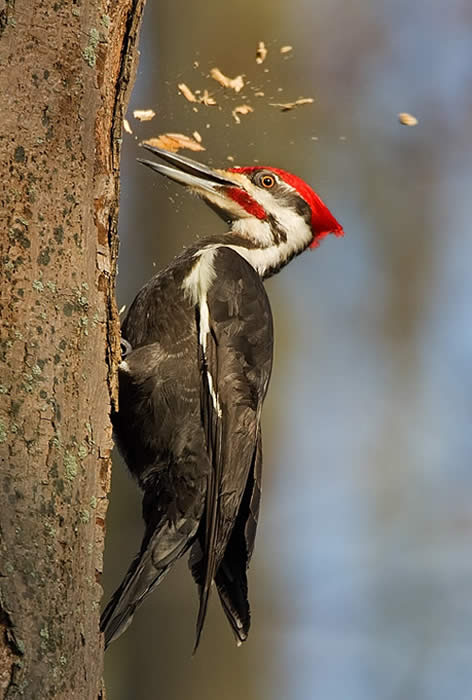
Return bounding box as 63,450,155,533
232,104,254,124
210,67,244,93
280,45,293,54
133,109,156,121
142,133,206,153
178,82,217,106
200,89,217,106
178,83,197,102
192,130,202,143
123,118,132,134
269,97,314,111
254,91,265,97
256,41,268,64
398,112,418,126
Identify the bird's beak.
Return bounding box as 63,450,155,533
138,145,236,193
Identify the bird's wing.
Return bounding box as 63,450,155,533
190,246,273,649
102,340,207,648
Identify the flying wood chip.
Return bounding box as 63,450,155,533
178,83,197,103
123,118,132,134
210,67,244,93
143,134,205,153
256,41,268,64
200,89,217,106
177,83,217,106
269,97,314,112
133,109,156,121
232,105,254,124
398,112,418,126
280,45,293,54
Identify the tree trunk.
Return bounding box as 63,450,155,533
0,1,145,697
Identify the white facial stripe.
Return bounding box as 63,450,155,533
230,215,312,276
182,248,222,417
231,217,274,246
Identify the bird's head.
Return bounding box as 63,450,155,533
139,145,344,278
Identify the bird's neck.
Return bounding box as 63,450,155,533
225,215,313,279
191,214,312,279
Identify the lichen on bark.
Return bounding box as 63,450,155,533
0,0,145,697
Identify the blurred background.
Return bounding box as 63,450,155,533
103,1,472,698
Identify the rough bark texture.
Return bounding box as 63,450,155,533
0,0,145,697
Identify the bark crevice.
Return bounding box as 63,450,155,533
0,1,145,697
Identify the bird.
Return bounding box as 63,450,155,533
101,145,344,650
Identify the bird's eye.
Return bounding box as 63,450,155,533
256,172,277,189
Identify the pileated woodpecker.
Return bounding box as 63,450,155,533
101,146,344,650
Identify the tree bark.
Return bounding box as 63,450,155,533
0,0,145,697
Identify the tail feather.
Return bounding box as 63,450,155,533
101,518,198,648
215,562,250,644
189,529,251,647
101,548,164,648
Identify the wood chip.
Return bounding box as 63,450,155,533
398,112,418,126
210,67,244,93
232,104,254,124
227,156,235,162
269,97,314,111
280,45,293,54
200,89,217,106
256,41,268,64
123,118,132,134
254,91,265,97
178,83,197,102
192,130,202,143
133,109,156,121
142,133,206,153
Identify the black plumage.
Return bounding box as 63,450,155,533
102,245,272,648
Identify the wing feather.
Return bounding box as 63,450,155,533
191,247,273,649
